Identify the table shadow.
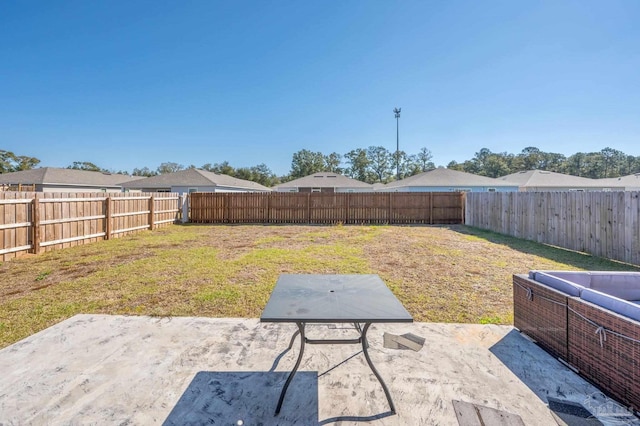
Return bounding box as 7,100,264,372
318,411,395,424
162,371,318,426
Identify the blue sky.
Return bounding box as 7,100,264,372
2,1,639,176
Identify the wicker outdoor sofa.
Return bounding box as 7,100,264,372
513,271,640,414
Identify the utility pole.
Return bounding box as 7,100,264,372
394,107,401,180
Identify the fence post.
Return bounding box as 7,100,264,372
307,193,311,224
430,192,434,225
149,195,155,230
181,194,189,223
266,193,271,223
105,196,112,240
32,195,41,254
345,193,350,224
388,192,392,224
224,193,229,223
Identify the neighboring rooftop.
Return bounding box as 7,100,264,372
497,170,619,189
599,173,640,190
382,167,517,189
0,167,142,187
121,168,271,191
272,172,373,190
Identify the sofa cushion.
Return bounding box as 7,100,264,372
533,272,586,297
530,271,592,287
588,272,640,301
580,288,640,322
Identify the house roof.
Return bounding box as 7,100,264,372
0,167,142,187
272,172,372,189
598,173,640,188
497,170,615,188
383,167,516,189
121,168,271,191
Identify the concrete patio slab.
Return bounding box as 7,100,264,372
0,315,637,425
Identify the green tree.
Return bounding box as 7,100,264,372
344,148,371,182
67,161,104,172
402,154,423,177
622,155,640,175
482,153,511,178
392,150,424,180
234,167,253,181
464,148,493,176
0,150,17,173
249,163,279,187
539,152,566,173
562,153,586,176
290,149,325,178
460,149,515,177
416,147,435,172
446,160,464,171
367,146,393,182
1,150,41,173
323,152,343,174
132,167,158,177
203,161,235,175
14,155,41,171
600,147,625,178
156,162,184,174
456,159,481,175
580,153,605,179
518,147,544,170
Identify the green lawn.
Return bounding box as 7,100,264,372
1,224,637,349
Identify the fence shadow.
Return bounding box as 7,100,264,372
452,225,640,271
162,371,319,426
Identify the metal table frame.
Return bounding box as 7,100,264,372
275,321,395,415
260,274,413,416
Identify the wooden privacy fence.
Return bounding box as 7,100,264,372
466,191,640,266
189,192,465,225
1,184,35,192
0,192,181,261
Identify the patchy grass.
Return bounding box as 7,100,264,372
1,224,638,349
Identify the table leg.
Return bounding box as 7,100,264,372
361,322,396,414
286,329,300,350
354,322,368,348
275,322,306,415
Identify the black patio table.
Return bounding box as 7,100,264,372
260,274,413,415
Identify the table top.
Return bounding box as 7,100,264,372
260,274,413,323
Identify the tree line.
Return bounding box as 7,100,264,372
447,147,640,179
287,147,435,184
128,146,436,185
3,146,639,186
0,150,40,173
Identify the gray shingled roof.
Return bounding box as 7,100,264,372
121,168,271,191
272,172,372,189
497,170,613,188
598,173,640,189
383,167,516,189
0,167,142,186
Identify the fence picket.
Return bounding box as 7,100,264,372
467,191,640,266
189,192,464,225
0,192,180,261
